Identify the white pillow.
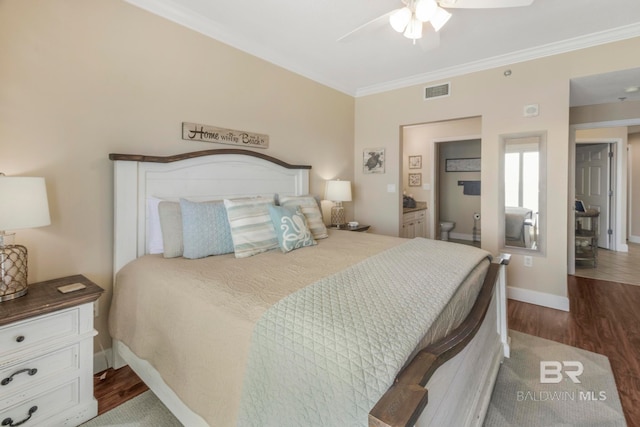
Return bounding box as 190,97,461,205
146,197,164,254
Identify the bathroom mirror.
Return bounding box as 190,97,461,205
499,131,546,255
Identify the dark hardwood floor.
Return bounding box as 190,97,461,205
94,275,640,426
509,275,640,427
93,365,148,415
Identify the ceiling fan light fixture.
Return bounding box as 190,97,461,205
430,6,452,31
390,7,412,32
415,0,438,22
403,15,423,41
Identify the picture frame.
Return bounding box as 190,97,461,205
363,148,385,174
408,173,421,187
408,155,422,169
445,157,481,172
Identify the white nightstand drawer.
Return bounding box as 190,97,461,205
0,378,79,427
0,309,80,357
0,344,79,403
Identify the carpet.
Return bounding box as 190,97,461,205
83,331,625,427
484,330,626,426
80,389,182,427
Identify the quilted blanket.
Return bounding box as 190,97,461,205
237,238,491,427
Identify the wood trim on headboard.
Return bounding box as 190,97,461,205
109,149,312,170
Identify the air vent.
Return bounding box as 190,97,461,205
424,82,450,100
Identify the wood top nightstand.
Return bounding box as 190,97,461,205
331,224,371,232
0,275,103,426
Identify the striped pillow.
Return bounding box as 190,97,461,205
279,195,328,240
223,197,279,258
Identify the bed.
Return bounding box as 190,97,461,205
505,206,535,248
108,149,510,427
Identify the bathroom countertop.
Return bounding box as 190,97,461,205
403,201,427,214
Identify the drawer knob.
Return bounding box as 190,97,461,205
1,368,38,386
2,406,37,426
15,336,25,343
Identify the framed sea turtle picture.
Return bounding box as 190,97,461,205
363,148,385,174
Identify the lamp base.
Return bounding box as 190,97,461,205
0,244,28,302
330,204,347,229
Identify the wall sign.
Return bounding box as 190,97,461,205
182,122,269,149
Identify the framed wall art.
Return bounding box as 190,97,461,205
363,148,385,174
445,157,481,172
408,155,422,169
408,173,421,187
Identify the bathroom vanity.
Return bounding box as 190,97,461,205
402,202,427,239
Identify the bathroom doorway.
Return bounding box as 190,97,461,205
434,138,482,245
401,116,482,240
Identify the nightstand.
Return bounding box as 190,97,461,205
332,224,371,232
0,275,103,426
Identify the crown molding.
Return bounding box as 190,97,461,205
355,23,640,97
125,1,640,98
123,0,353,95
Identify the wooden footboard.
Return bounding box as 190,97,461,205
370,258,508,427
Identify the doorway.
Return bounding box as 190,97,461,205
575,142,614,250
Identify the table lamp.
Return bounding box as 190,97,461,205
325,179,352,229
0,175,51,302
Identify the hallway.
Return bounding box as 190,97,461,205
575,242,640,286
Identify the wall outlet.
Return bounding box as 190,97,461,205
387,184,396,193
524,256,533,267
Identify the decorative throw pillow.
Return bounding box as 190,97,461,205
147,197,165,254
268,205,317,253
279,195,329,240
223,197,279,258
158,201,183,258
180,199,235,259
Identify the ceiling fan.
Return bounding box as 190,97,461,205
337,0,534,44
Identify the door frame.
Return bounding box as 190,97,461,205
569,121,635,275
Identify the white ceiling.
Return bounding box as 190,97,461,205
126,0,640,101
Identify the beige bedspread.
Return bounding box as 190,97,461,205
108,230,489,426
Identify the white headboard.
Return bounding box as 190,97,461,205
110,149,311,274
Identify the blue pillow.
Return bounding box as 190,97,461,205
268,205,317,253
180,199,235,259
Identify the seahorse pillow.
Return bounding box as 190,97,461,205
278,195,328,240
268,205,317,253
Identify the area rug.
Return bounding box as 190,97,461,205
82,330,625,426
80,389,182,427
484,330,626,426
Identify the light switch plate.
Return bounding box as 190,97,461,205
387,184,396,193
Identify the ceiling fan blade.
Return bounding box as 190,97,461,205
337,11,393,43
438,0,534,8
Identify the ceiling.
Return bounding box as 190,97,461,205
126,0,640,100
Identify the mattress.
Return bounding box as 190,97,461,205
108,230,490,426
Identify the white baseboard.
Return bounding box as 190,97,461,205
449,231,481,242
94,347,113,374
507,286,570,312
629,235,640,244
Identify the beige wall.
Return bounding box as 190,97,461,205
355,37,640,302
0,1,354,351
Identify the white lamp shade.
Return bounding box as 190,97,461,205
430,6,452,31
403,16,423,40
325,180,352,202
390,7,412,32
415,0,438,22
0,177,51,231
